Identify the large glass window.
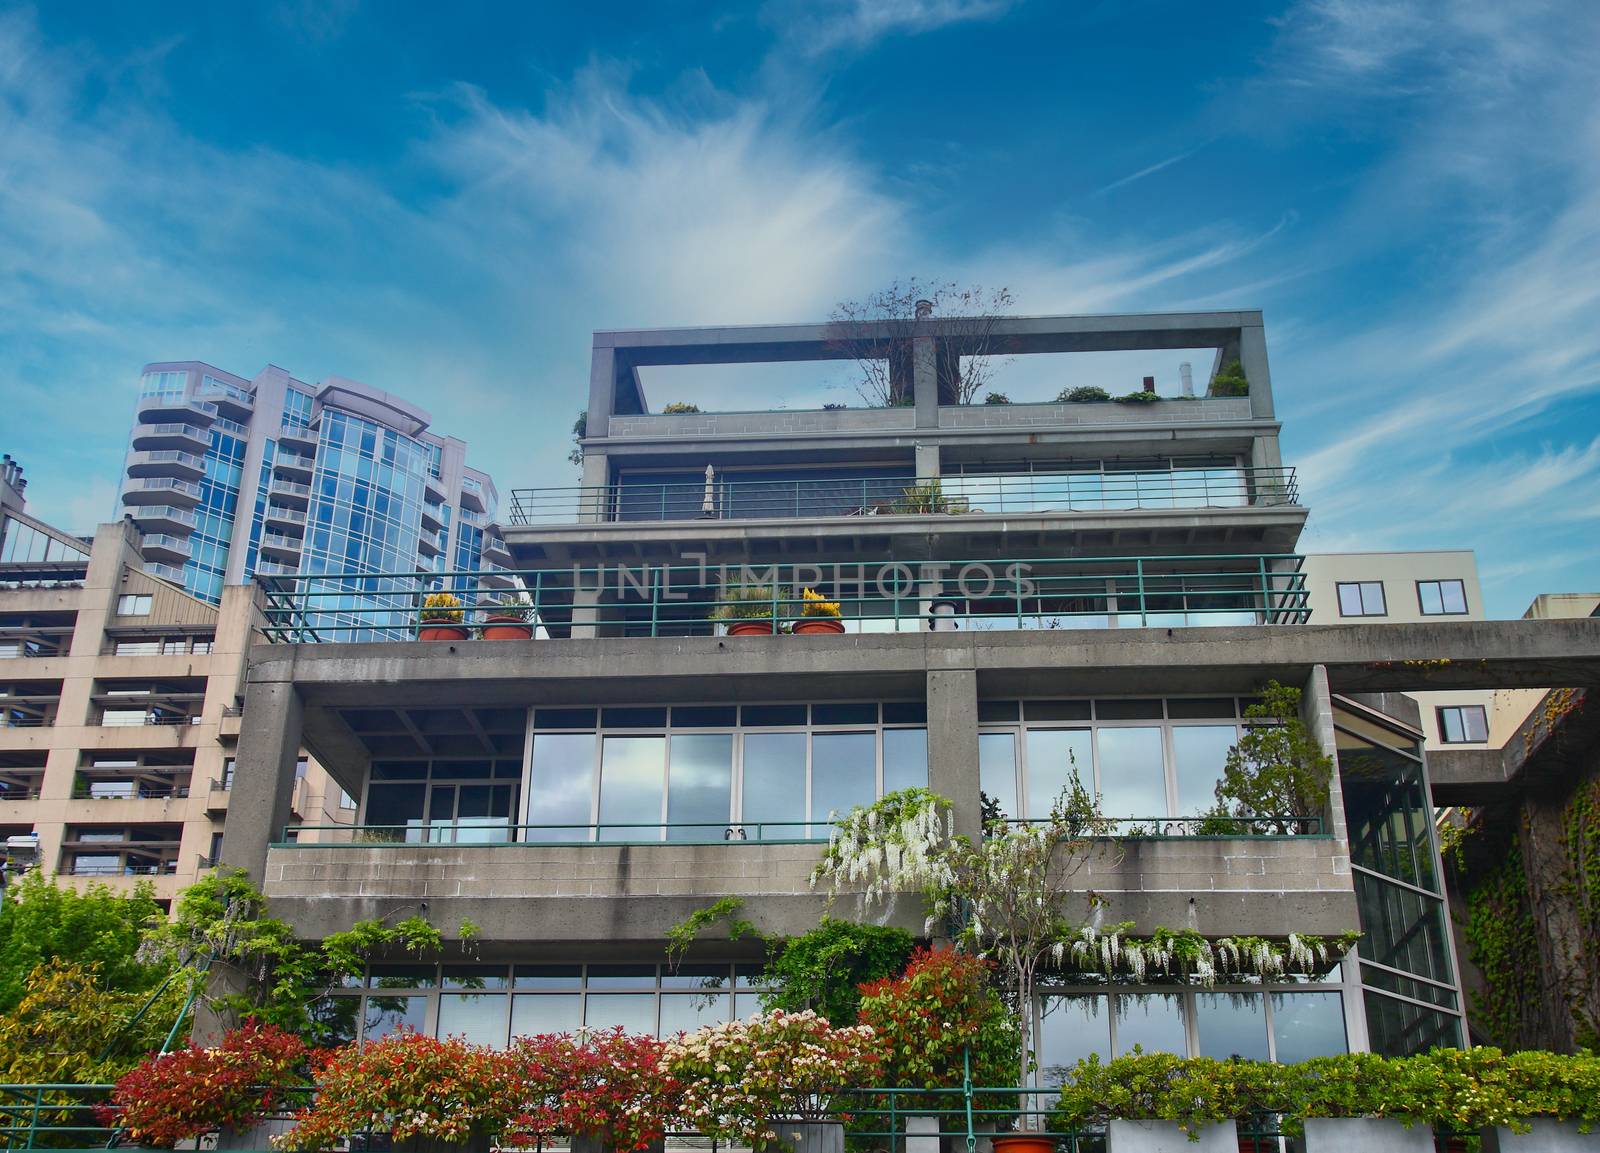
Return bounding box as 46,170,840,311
1023,729,1093,819
1416,579,1468,616
1115,992,1187,1056
1336,581,1387,617
1437,705,1488,743
1097,727,1166,823
523,703,927,843
364,757,522,844
1194,992,1268,1061
1270,991,1347,1063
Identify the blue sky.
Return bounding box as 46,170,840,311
2,0,1597,618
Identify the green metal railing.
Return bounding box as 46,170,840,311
0,1083,113,1150
258,553,1311,643
507,466,1300,526
276,816,1324,848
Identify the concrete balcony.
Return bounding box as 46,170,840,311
136,394,217,424
267,479,312,506
127,504,197,532
274,451,316,478
126,449,205,480
263,504,307,532
140,533,192,563
278,425,319,452
259,532,303,562
130,422,210,452
121,476,202,506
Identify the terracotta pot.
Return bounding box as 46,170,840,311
480,614,533,640
991,1135,1058,1153
418,623,469,641
792,618,845,634
726,619,776,636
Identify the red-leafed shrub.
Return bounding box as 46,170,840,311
503,1027,677,1152
103,1022,314,1148
857,947,1019,1109
278,1030,518,1151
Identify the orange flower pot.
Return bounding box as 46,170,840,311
480,615,533,640
418,623,469,641
792,618,845,634
991,1135,1057,1153
726,620,776,636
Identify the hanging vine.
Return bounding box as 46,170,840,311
1057,924,1359,986
1461,833,1543,1050
1562,777,1600,1048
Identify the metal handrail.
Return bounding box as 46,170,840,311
255,553,1312,643
508,466,1300,526
1004,814,1324,836
276,817,1323,846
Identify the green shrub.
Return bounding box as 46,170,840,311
983,392,1011,404
1058,385,1110,402
1114,390,1162,404
1052,1053,1292,1135
1505,1048,1600,1131
759,918,913,1026
661,401,701,413
1208,360,1249,397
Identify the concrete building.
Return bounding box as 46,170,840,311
1,457,350,906
215,312,1600,1068
118,362,510,606
1302,551,1496,752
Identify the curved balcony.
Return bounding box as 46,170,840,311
121,476,202,507
140,534,191,563
136,394,217,424
126,504,197,532
420,501,445,530
263,504,307,533
130,422,209,452
199,382,255,417
460,479,488,513
145,561,188,584
125,450,205,480
417,531,443,557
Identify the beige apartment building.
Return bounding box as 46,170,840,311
0,456,348,906
1303,551,1494,752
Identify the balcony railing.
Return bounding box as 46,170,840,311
507,466,1299,526
257,553,1310,643
278,815,1322,846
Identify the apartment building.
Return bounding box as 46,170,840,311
215,312,1600,1069
1,456,350,905
119,363,510,606
1302,552,1495,752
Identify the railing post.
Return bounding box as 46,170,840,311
1258,556,1270,623
962,1046,976,1153
1137,558,1147,627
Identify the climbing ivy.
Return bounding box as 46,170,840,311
1563,778,1600,1048
1461,834,1542,1050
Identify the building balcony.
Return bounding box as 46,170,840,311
136,394,217,424
130,422,210,452
274,451,316,478
460,478,488,513
125,449,206,480
259,532,303,562
120,476,203,507
263,504,307,532
417,530,443,557
278,424,319,452
256,559,299,577
145,561,188,584
255,553,1310,643
198,379,255,417
267,479,312,506
420,501,445,530
126,504,197,532
140,533,192,563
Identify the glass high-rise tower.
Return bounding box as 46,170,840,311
118,362,508,606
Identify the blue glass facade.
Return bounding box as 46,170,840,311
184,428,246,603
299,410,430,638
242,439,276,578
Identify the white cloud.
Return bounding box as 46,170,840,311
774,0,1013,55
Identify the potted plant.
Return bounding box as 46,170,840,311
662,1009,882,1153
811,781,1117,1152
1488,1048,1600,1150
503,1028,675,1153
480,593,535,641
793,588,845,634
710,584,780,636
104,1021,314,1150
1295,1051,1437,1152
893,480,952,514
419,592,468,641
279,1030,515,1153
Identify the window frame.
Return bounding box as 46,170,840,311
1416,579,1469,616
116,594,153,617
1435,704,1489,744
1335,581,1386,617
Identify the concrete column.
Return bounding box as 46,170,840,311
1239,322,1275,420
927,669,982,841
585,345,617,438
914,442,940,480
578,451,610,524
912,336,938,428
219,679,304,883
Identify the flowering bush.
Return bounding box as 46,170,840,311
420,592,464,623
857,948,1017,1110
104,1022,314,1148
503,1028,677,1152
798,588,841,618
277,1030,517,1151
661,1010,881,1148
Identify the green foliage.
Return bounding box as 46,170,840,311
1564,777,1600,1047
1462,834,1543,1050
708,584,779,622
661,401,702,413
0,959,188,1082
982,392,1011,404
893,479,952,513
1056,924,1358,984
1058,385,1111,402
1208,359,1249,397
1201,681,1332,834
664,897,758,973
0,870,165,1013
759,918,913,1026
568,410,587,467
1053,1052,1295,1136
1113,390,1162,404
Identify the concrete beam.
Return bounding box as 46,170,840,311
220,680,304,883
1429,688,1597,805
927,669,982,840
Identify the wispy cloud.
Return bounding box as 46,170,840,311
1094,145,1206,196
772,0,1013,55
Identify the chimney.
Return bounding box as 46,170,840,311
914,299,933,320
1179,362,1194,397
1142,376,1156,394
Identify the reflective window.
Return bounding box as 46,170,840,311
437,993,509,1046
1097,727,1167,822
1437,705,1488,743
882,727,930,793
666,733,733,841
526,734,595,841
1171,726,1237,816
1115,992,1187,1056
1023,729,1092,819
598,736,665,839
363,995,426,1042
811,732,876,826
584,993,658,1035
1038,995,1110,1081
1416,579,1468,616
742,732,807,839
511,994,582,1037
1194,992,1268,1061
1336,581,1386,617
978,732,1019,819
1270,992,1346,1063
